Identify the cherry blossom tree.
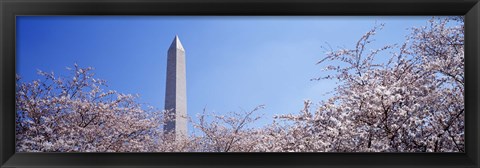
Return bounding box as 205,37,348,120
270,16,464,152
189,105,265,152
16,64,165,152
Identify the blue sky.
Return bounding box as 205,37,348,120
16,16,442,132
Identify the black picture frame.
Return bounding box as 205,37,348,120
1,0,479,168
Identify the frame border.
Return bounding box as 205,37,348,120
1,0,479,168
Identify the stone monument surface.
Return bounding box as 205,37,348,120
164,35,187,140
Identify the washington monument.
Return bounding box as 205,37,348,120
164,35,187,140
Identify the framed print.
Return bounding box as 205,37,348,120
1,0,479,167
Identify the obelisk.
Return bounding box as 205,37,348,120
164,35,187,140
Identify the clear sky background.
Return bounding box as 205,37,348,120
16,16,445,133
